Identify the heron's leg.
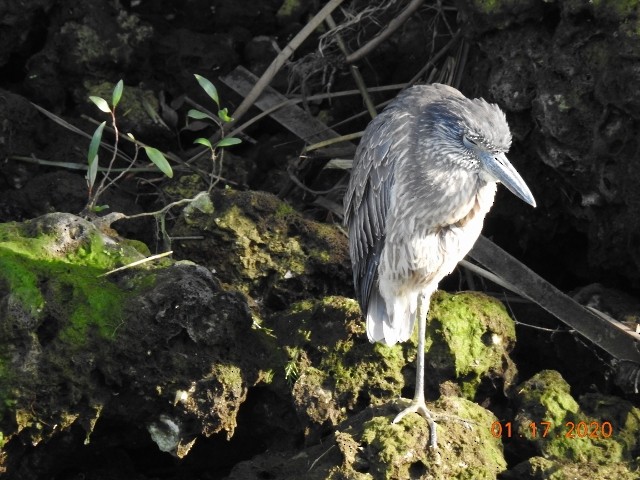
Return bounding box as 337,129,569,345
392,295,438,448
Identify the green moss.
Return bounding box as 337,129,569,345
61,23,104,63
360,398,507,479
0,247,45,318
515,371,639,465
426,291,516,398
517,370,579,427
473,0,501,13
289,299,316,315
274,201,296,220
319,336,405,409
271,296,402,413
309,248,331,263
589,0,640,36
290,296,405,408
0,215,149,346
591,0,639,18
276,0,302,18
212,364,244,393
215,204,306,286
120,238,152,256
0,356,16,421
361,415,429,479
86,81,159,126
581,395,640,457
516,456,640,480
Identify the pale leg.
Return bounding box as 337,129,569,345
392,294,438,448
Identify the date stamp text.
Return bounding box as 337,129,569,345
490,421,613,439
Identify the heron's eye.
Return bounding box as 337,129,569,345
463,135,477,149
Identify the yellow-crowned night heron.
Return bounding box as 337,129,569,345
344,84,536,447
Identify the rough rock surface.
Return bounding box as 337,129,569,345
0,0,640,478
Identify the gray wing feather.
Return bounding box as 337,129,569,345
344,84,465,315
344,108,406,314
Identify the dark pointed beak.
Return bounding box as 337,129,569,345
481,152,536,207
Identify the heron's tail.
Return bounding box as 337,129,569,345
366,288,417,345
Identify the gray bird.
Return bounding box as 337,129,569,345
343,84,536,447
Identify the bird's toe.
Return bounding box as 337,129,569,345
392,399,439,448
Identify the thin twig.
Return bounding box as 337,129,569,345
9,155,166,173
325,13,377,119
308,444,336,472
88,109,122,210
185,84,405,165
287,166,344,196
229,0,346,127
346,0,426,64
407,29,462,86
227,84,404,140
98,251,173,277
303,132,364,153
122,194,206,221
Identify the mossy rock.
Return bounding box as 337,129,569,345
273,296,408,433
506,455,640,480
358,397,506,480
0,213,264,469
0,213,151,452
0,213,149,348
85,80,162,134
227,399,508,480
512,370,640,471
271,291,519,445
424,291,517,399
171,189,351,307
457,0,543,32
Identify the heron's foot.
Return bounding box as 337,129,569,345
391,399,475,449
392,399,439,448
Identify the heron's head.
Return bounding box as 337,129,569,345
421,96,536,207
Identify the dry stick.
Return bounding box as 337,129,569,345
185,84,405,166
303,132,364,154
228,0,346,128
224,84,405,143
345,0,426,64
98,251,174,277
407,29,462,86
452,38,469,90
325,13,377,119
9,155,160,173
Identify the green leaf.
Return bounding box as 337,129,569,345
187,109,215,121
87,153,99,190
112,80,124,108
143,146,173,178
89,96,111,113
194,137,213,149
215,137,242,148
92,204,110,213
194,74,219,106
87,121,106,190
88,121,106,165
217,108,233,123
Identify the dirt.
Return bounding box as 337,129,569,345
1,0,640,479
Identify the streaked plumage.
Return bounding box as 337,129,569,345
343,83,535,446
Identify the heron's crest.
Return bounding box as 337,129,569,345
425,97,512,156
